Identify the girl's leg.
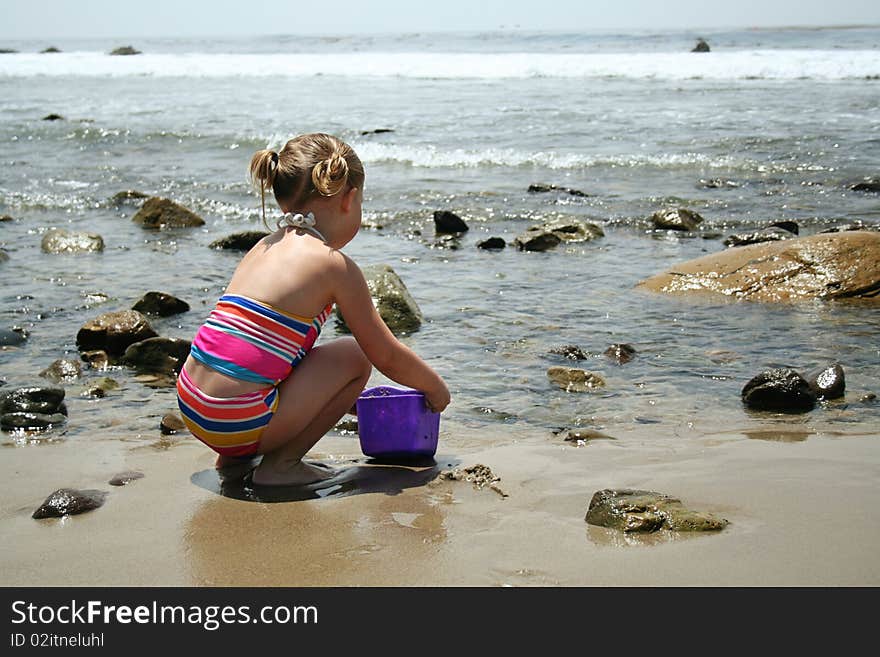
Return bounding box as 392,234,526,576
252,337,371,486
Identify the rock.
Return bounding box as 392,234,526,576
636,231,880,303
544,220,604,243
76,310,158,357
651,207,704,231
109,46,141,56
42,113,64,121
40,228,104,254
430,234,461,250
0,327,27,346
0,385,66,415
32,489,107,519
334,418,359,434
549,345,590,360
1,412,67,431
433,210,469,234
360,128,394,135
691,39,711,53
109,471,144,486
80,350,110,369
0,249,8,263
770,220,799,235
439,464,507,497
40,47,61,53
209,231,269,250
528,183,589,197
547,366,605,392
850,179,880,193
806,363,845,400
476,237,506,250
561,428,616,444
585,489,728,533
335,264,423,335
723,226,794,248
39,359,82,382
132,197,205,229
110,190,149,205
861,393,877,403
604,343,636,364
160,412,186,435
741,368,817,412
121,337,191,374
513,229,561,252
132,291,190,317
820,221,879,233
80,377,119,398
0,214,13,222
0,49,20,54
699,178,739,189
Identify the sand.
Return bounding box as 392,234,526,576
2,420,879,587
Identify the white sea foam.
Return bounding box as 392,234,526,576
1,50,878,80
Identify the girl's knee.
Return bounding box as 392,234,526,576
337,337,371,380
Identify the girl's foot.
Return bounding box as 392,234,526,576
252,459,337,487
215,454,259,481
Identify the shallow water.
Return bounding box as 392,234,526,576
1,27,878,453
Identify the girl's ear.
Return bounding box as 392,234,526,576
340,186,359,214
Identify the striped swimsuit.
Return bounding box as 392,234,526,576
177,294,334,457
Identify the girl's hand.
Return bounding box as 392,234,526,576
425,382,451,414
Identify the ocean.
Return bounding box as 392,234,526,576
1,26,878,450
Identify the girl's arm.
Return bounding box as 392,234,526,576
330,252,450,412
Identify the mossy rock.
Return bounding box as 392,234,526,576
585,489,728,533
132,197,205,229
335,264,423,335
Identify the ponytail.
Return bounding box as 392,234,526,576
249,149,279,230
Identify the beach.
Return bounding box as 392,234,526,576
1,27,879,587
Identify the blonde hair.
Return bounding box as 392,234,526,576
249,133,365,230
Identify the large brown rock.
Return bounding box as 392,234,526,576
585,489,728,533
132,197,205,229
76,310,158,356
636,231,880,303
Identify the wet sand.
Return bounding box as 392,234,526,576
2,419,879,587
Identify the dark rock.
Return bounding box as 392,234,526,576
806,363,845,400
80,377,118,398
110,190,149,205
80,350,110,369
160,412,186,435
651,207,704,231
430,234,461,250
723,226,794,248
769,220,799,235
861,393,877,403
585,489,728,533
741,368,817,412
39,359,82,383
549,345,590,360
121,337,191,374
699,178,739,189
476,237,506,250
42,113,64,121
562,429,616,444
209,231,269,250
433,210,469,234
76,310,158,357
40,47,61,53
132,197,205,229
0,327,27,346
0,385,66,415
691,39,711,53
32,488,107,519
528,183,589,197
514,229,561,252
544,220,604,243
132,291,190,317
360,128,394,135
335,264,423,335
850,179,880,193
820,221,879,233
604,343,636,364
1,412,67,431
40,228,104,253
0,214,13,222
109,471,144,486
0,49,20,54
636,231,880,303
547,366,605,392
109,46,141,56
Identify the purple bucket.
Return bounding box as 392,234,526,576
356,385,440,459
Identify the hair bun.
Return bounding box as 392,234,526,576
311,152,349,196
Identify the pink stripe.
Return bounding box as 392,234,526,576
194,327,292,380
178,368,270,406
211,308,307,351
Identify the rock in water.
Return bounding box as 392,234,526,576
160,412,186,435
76,310,158,357
547,366,605,392
806,363,845,400
691,39,711,53
132,197,205,228
433,210,469,234
121,337,191,374
109,46,141,55
636,231,880,303
850,179,880,193
40,228,104,254
39,359,82,382
132,291,190,317
723,226,794,248
0,386,66,415
335,264,423,335
585,489,728,533
549,345,590,361
110,190,149,205
650,207,704,231
604,343,636,364
209,231,269,250
109,471,144,486
476,237,506,250
1,412,67,431
32,489,107,518
741,368,817,412
0,327,27,346
528,183,589,197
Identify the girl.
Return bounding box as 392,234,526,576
176,133,450,486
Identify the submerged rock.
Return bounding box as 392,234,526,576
76,310,158,357
80,350,110,370
585,489,728,533
806,363,845,400
514,229,561,252
741,368,816,412
476,237,506,250
0,327,27,346
850,178,880,193
109,471,144,486
433,210,469,234
651,207,704,231
699,178,740,189
514,220,603,251
121,337,191,374
40,228,104,254
604,343,636,364
160,412,186,435
360,128,394,135
41,47,61,54
0,385,66,415
547,366,605,392
528,183,589,197
561,428,616,444
42,113,64,121
110,190,149,205
636,231,880,303
0,214,13,222
335,264,423,335
32,489,107,519
132,291,189,317
80,377,119,398
132,197,205,229
1,412,67,431
723,226,795,248
109,45,141,56
39,359,82,383
549,345,590,361
691,39,711,53
209,231,269,250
